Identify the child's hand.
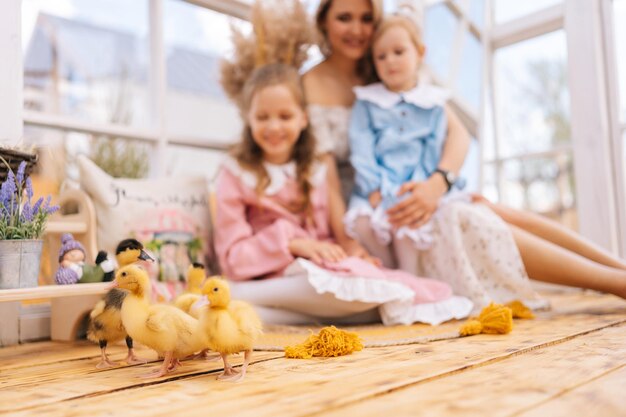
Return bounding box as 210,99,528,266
340,239,382,267
387,177,445,229
368,190,382,208
289,238,347,263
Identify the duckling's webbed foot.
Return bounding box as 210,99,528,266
124,337,148,365
124,342,148,365
220,350,252,383
139,351,173,378
217,353,239,380
124,351,148,365
95,343,119,369
167,359,182,371
96,358,119,369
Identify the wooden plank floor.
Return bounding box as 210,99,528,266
1,291,624,417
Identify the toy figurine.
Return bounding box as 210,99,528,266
54,233,114,285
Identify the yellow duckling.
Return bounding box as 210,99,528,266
115,238,154,267
200,277,263,382
87,239,154,369
87,289,146,369
113,264,205,378
173,263,207,319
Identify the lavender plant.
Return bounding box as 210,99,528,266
0,161,59,240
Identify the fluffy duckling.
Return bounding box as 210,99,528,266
87,289,146,369
86,239,154,369
200,278,263,382
113,264,205,378
186,262,206,294
115,238,154,267
173,263,207,319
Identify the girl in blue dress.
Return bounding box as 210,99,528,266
345,13,553,309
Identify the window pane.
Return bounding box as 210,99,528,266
22,0,151,128
469,0,485,28
163,0,247,144
459,139,480,192
453,0,484,28
614,0,626,122
481,163,500,202
24,125,152,183
494,30,570,158
500,153,577,230
456,32,482,109
482,90,496,161
494,0,562,24
166,145,226,178
424,4,458,80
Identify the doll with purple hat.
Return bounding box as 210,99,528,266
55,233,114,285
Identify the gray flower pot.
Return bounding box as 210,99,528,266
0,240,43,289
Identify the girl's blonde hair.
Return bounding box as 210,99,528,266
220,1,316,218
315,0,383,83
373,14,426,56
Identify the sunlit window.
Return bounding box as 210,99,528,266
163,0,250,176
489,25,575,227
494,31,570,158
494,0,562,23
22,0,151,128
424,4,457,81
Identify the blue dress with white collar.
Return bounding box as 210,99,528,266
349,82,451,208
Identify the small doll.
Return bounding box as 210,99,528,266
55,233,114,285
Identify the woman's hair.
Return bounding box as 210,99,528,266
372,14,425,56
315,0,383,84
230,65,317,219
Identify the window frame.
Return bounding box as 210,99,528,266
10,0,245,175
484,0,625,256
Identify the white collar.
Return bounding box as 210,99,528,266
354,82,450,109
263,161,297,195
221,156,327,196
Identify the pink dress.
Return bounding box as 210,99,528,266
214,156,473,325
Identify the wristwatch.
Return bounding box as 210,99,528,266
433,168,458,192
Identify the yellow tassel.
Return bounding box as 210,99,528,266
505,300,535,319
284,326,363,359
459,320,483,336
459,303,513,336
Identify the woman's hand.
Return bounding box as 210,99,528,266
387,175,447,229
339,239,382,267
470,193,490,205
289,238,347,264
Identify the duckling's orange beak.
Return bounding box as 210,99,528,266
107,280,119,290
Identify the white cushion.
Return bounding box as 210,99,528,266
77,155,215,285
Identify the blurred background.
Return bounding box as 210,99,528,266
3,0,626,255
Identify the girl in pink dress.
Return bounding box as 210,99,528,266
214,3,472,325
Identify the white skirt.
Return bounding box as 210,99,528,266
229,258,472,326
351,200,549,312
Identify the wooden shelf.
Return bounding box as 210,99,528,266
0,283,109,303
